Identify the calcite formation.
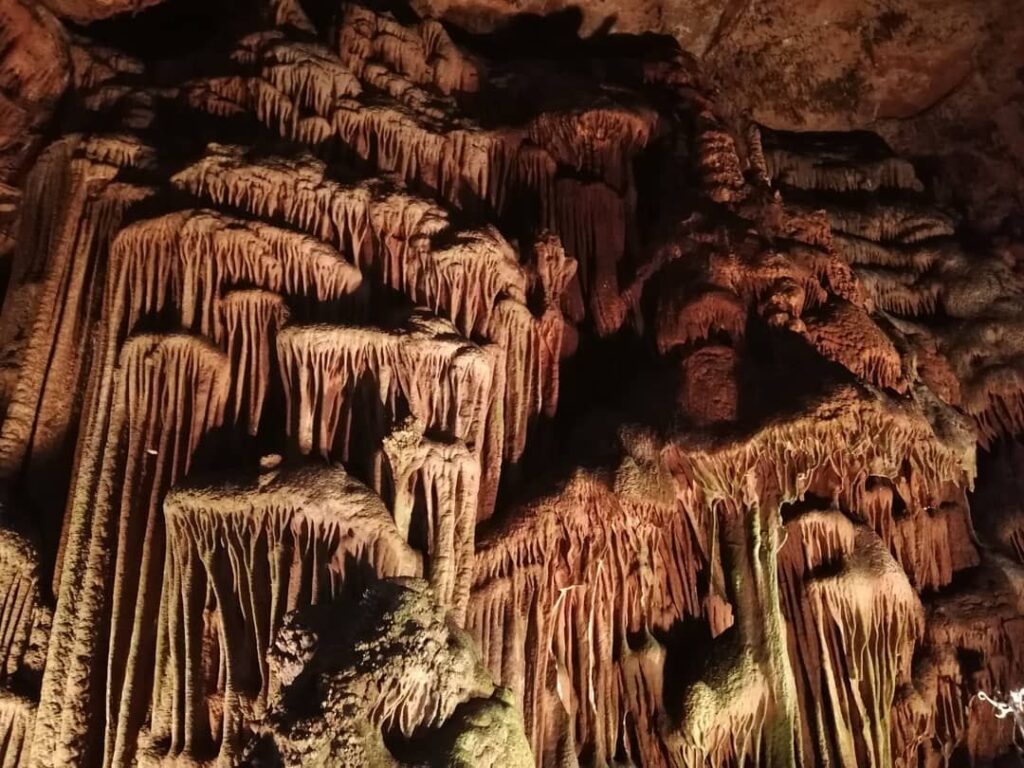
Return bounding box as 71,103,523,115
0,1,1020,767
243,577,533,767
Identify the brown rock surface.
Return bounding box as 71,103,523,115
412,0,1024,227
0,0,69,183
0,3,1020,768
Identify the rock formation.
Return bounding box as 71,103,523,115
243,577,533,767
0,1,1020,767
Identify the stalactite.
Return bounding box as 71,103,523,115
854,267,942,316
376,417,479,623
148,461,421,763
276,314,498,503
0,691,35,768
553,179,627,335
665,385,974,518
802,299,906,392
32,335,230,768
0,136,158,585
469,435,707,764
696,120,746,205
671,477,799,768
0,528,45,684
657,288,747,353
677,345,740,426
527,106,657,192
779,510,924,768
219,290,289,436
832,232,948,271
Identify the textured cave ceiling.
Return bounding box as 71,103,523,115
0,0,1022,766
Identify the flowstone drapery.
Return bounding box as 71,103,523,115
0,2,1021,767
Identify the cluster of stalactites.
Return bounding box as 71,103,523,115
375,416,479,624
641,114,910,412
337,4,482,96
0,134,155,477
148,461,421,763
779,509,924,768
650,240,885,421
841,474,978,591
665,385,973,517
108,208,362,344
933,317,1024,446
102,206,366,439
172,144,451,288
173,146,570,463
220,290,290,434
761,133,924,195
654,378,970,768
182,20,657,332
765,131,1024,447
468,444,710,765
275,313,503,515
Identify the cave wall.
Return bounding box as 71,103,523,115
0,0,1021,766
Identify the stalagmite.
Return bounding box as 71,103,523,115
243,578,532,767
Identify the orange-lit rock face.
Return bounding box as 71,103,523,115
0,2,1020,768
